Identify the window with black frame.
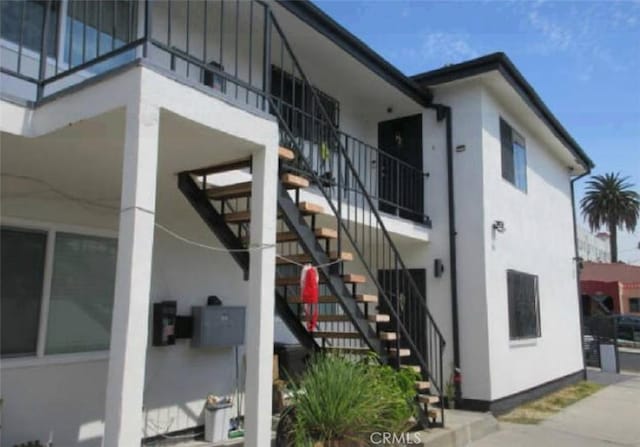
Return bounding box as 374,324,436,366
507,269,541,340
1,226,118,358
270,66,340,144
630,298,640,313
500,118,527,192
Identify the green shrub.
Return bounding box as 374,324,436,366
287,353,418,445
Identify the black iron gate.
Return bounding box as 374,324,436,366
583,316,619,370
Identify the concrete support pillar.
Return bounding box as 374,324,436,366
244,142,278,446
103,102,160,447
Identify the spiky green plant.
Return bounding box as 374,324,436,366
287,353,417,446
580,173,639,262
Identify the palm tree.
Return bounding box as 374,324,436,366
580,173,640,262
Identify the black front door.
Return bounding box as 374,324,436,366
377,268,427,365
377,114,424,222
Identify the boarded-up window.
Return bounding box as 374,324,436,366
507,270,540,339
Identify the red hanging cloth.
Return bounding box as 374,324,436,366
300,264,319,331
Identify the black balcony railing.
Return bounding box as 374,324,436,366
1,0,429,222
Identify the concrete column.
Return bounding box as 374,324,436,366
103,102,160,447
244,141,278,446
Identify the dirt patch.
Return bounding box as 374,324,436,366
499,381,604,424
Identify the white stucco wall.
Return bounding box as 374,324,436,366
430,82,493,401
479,87,583,400
426,78,583,402
0,65,279,446
1,206,249,447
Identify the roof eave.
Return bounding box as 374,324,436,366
276,0,433,107
413,53,595,171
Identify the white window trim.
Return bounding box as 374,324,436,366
0,216,117,370
509,338,538,348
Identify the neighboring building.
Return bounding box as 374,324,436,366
580,262,640,315
577,227,611,262
0,1,593,446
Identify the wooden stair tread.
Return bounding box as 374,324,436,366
287,294,377,304
418,394,440,405
188,148,294,177
402,365,421,373
297,201,324,214
369,313,390,323
389,348,411,357
280,173,309,189
357,294,378,303
325,346,371,355
415,381,431,390
379,331,398,341
275,227,337,242
277,251,354,265
276,273,365,286
225,202,323,223
208,174,309,200
302,314,389,323
207,182,252,200
279,146,295,161
314,331,361,339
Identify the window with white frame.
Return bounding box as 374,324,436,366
500,118,527,192
507,269,541,340
0,226,117,358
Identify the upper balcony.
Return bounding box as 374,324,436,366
0,0,431,228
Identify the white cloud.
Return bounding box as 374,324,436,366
392,32,479,68
527,10,572,51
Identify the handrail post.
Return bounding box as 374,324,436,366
337,134,344,260
395,259,401,369
262,7,272,111
36,0,52,100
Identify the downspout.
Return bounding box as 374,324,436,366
427,103,462,405
570,169,591,379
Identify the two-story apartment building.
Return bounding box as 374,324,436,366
0,1,593,446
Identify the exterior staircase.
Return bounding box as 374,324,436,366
178,145,442,426
178,3,445,428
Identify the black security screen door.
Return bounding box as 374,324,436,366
377,114,424,222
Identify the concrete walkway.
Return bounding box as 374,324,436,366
472,375,640,446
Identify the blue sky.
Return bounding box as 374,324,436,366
315,0,640,262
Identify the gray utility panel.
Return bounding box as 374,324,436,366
191,306,245,348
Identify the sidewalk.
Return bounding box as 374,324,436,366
471,375,640,446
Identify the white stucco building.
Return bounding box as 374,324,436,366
577,227,611,263
0,1,594,446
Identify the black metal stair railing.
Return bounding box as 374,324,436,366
264,8,446,411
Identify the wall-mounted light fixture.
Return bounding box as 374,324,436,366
434,259,445,278
492,220,506,233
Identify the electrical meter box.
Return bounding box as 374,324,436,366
191,306,245,348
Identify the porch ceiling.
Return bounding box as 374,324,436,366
1,107,260,228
